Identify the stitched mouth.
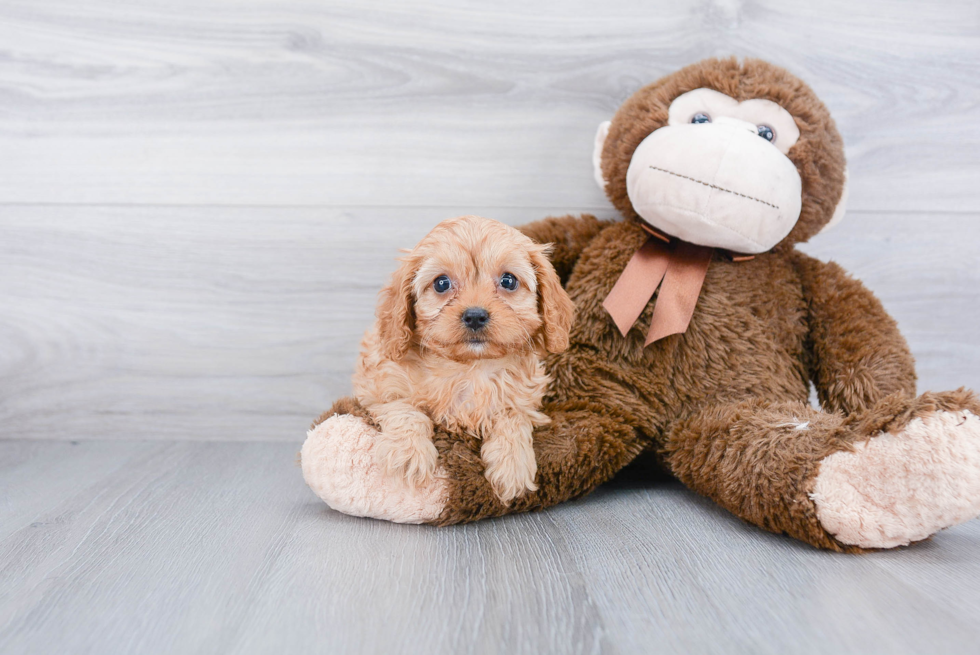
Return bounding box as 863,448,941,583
648,166,779,210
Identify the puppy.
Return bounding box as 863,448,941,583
352,215,575,503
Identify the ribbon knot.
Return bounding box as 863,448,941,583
602,235,716,346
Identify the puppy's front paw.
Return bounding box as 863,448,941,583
376,431,439,488
481,436,538,504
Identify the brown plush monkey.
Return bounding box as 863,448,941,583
301,57,980,551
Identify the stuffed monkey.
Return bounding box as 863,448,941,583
302,57,980,551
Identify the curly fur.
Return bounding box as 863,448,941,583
352,215,574,503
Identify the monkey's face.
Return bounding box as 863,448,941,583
625,89,803,254
596,59,848,252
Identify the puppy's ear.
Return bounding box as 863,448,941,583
376,257,416,361
530,244,575,353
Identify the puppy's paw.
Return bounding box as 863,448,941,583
376,431,439,488
481,436,538,504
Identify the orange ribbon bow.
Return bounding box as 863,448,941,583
602,227,754,346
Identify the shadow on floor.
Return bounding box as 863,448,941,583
601,451,674,491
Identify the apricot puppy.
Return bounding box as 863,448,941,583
353,215,574,503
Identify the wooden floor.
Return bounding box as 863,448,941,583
4,441,980,655
2,1,980,653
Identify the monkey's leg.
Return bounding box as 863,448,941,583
663,391,980,551
301,397,645,525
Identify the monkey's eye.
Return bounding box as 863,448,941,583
757,125,775,142
691,113,711,124
499,273,519,291
433,275,452,293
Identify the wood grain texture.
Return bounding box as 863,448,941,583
1,0,978,211
1,440,979,655
1,206,977,441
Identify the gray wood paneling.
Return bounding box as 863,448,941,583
1,206,978,441
1,440,979,655
1,0,978,211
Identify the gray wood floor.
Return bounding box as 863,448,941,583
4,441,980,655
2,1,980,653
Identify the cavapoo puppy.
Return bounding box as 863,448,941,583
353,215,574,503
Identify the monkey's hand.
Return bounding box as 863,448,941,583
302,407,448,524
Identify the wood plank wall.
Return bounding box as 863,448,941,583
2,0,978,441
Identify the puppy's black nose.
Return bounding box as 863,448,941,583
462,307,490,331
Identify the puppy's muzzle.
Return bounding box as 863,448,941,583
462,307,490,332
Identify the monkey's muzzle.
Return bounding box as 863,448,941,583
625,119,803,254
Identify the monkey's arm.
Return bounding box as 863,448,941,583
792,251,916,414
518,214,614,283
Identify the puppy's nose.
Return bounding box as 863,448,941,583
462,307,490,331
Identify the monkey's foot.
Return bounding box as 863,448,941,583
301,414,448,524
812,409,980,548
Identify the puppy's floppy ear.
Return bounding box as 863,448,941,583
376,257,416,361
530,244,575,353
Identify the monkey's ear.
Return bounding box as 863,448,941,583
531,244,575,353
818,167,849,235
592,120,611,190
376,258,416,360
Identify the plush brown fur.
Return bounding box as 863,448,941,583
322,58,979,550
601,57,846,249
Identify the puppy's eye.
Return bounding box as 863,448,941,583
499,272,519,291
691,113,711,124
757,125,775,142
433,275,452,294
